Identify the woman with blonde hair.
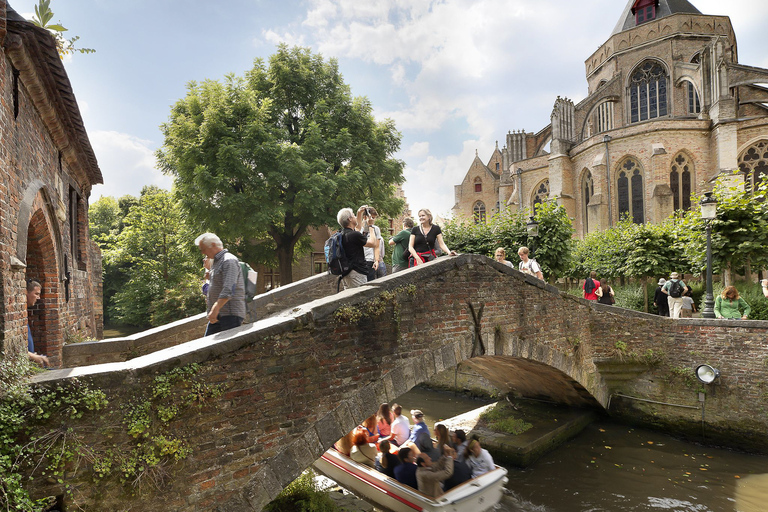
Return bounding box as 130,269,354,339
494,247,514,268
714,286,750,319
408,209,456,267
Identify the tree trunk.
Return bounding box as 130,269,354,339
643,276,649,313
276,243,295,286
724,260,732,287
745,257,753,283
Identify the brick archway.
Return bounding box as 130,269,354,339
26,202,62,366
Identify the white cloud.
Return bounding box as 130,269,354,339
404,141,430,159
88,131,172,200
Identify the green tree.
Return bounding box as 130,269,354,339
157,44,405,284
91,188,204,327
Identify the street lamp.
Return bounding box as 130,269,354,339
700,192,718,319
526,216,539,257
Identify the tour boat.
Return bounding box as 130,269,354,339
313,448,509,512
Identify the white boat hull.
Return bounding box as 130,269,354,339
312,449,508,512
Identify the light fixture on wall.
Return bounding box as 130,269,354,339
695,364,720,384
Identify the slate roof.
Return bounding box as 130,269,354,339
611,0,702,36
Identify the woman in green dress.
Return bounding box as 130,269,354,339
714,286,750,319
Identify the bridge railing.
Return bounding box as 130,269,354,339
62,272,338,367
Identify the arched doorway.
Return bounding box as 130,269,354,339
26,205,62,366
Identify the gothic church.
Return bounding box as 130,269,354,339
453,0,768,237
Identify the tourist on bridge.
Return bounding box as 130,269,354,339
714,286,751,320
26,279,50,367
361,205,385,280
336,207,379,290
466,437,495,478
762,279,768,298
681,289,698,318
494,247,514,268
389,217,414,273
662,272,688,319
583,271,601,301
597,281,615,305
408,208,456,267
195,233,246,336
654,278,669,317
415,446,455,498
518,246,543,280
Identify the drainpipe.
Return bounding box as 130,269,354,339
603,135,613,227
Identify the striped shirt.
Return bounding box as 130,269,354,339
207,249,246,319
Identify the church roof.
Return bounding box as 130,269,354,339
611,0,701,36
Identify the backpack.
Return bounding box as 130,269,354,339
668,280,683,298
239,261,258,302
324,231,352,291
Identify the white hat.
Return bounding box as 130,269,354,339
670,272,679,279
658,278,666,286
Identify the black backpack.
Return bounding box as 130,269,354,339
324,231,352,291
668,280,683,298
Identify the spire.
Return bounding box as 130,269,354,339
611,0,701,36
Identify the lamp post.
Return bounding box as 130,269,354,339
700,192,718,319
526,216,539,257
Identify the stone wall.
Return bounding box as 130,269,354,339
22,255,768,510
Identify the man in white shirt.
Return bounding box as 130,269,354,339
361,206,385,280
390,403,410,446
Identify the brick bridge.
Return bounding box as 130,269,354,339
30,254,768,511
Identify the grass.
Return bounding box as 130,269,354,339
479,402,533,435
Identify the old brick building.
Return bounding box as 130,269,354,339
453,0,768,237
0,3,103,366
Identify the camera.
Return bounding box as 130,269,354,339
364,207,371,218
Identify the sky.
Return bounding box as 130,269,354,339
11,0,768,219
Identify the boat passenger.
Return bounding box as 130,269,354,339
452,429,469,463
435,424,454,456
390,404,410,446
406,409,439,461
443,455,472,491
467,438,495,477
415,446,455,498
376,403,394,439
350,431,377,468
394,447,418,488
374,440,401,478
361,414,380,443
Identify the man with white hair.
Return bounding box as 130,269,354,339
195,233,246,335
336,207,379,290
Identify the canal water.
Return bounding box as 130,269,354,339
395,386,768,512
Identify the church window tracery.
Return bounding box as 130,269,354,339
739,140,768,192
629,61,668,123
532,179,549,213
617,158,645,224
670,153,692,212
473,201,486,224
595,101,614,134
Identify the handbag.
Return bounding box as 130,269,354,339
408,250,437,267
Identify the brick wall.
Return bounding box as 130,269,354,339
25,255,768,510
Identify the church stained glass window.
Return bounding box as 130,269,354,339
670,153,692,212
629,61,668,123
739,140,768,192
473,201,486,224
617,158,644,224
532,180,549,213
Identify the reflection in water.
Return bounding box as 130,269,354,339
398,387,768,512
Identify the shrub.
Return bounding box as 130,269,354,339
264,470,339,512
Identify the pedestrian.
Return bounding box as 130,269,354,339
714,286,750,319
389,217,414,273
361,205,385,280
494,247,514,268
583,271,601,301
195,233,246,336
680,289,697,318
518,246,543,280
662,272,688,319
761,279,768,298
336,207,379,290
26,279,50,367
597,281,615,305
408,209,456,267
654,278,669,317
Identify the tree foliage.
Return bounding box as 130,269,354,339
157,44,405,284
443,200,574,280
89,188,204,328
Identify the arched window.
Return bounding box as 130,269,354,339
686,82,701,114
474,177,482,193
617,157,645,224
532,179,549,213
595,101,614,134
739,140,768,192
581,170,594,235
670,153,692,212
629,61,668,123
473,201,486,224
